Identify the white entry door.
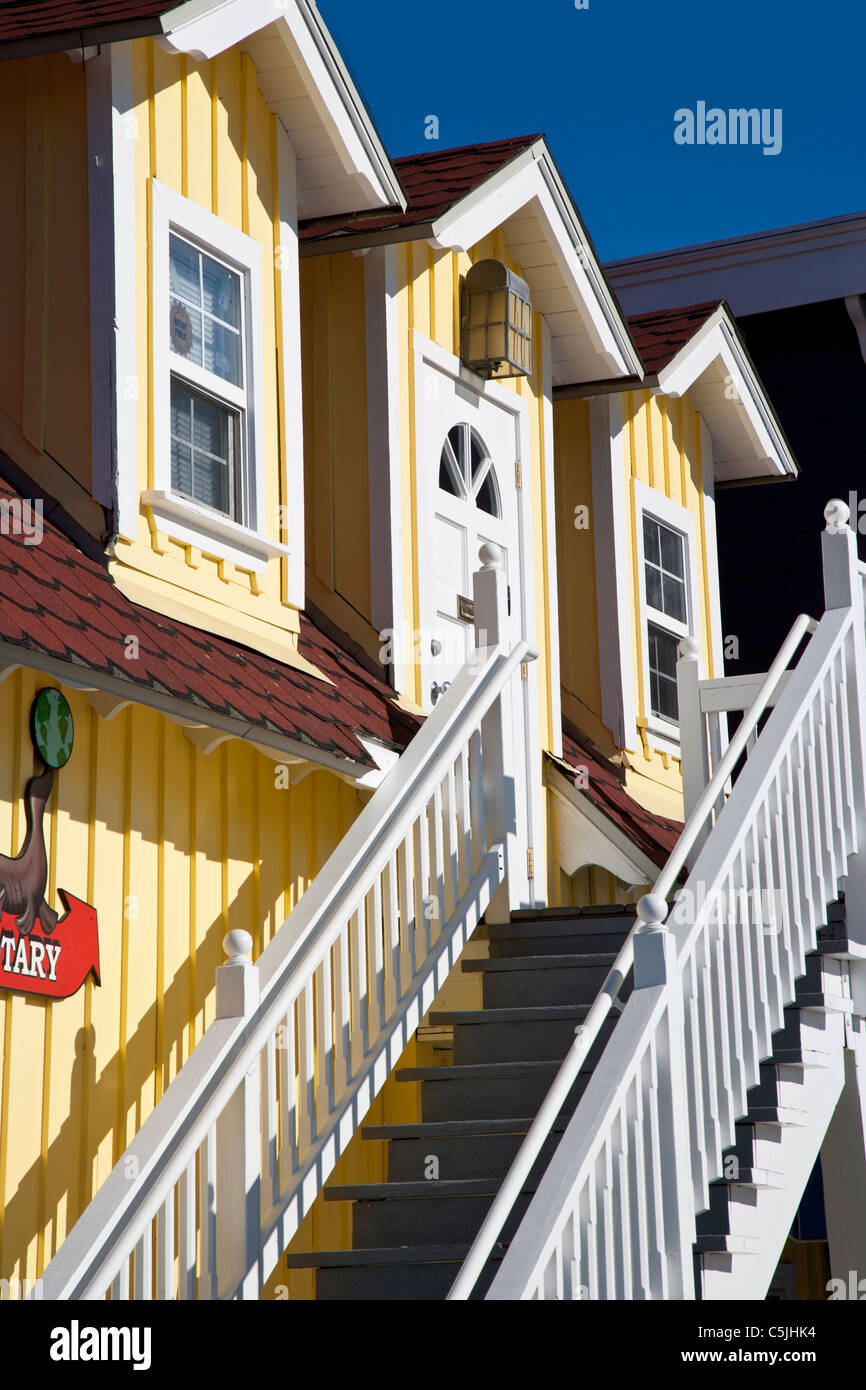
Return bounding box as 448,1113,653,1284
416,348,538,907
418,386,521,708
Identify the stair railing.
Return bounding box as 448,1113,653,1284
451,499,866,1300
38,549,535,1300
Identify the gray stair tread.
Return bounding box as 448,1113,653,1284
712,1168,785,1190
396,1060,574,1082
508,906,638,922
324,1179,515,1201
695,1234,761,1254
483,920,633,940
362,1118,566,1140
284,1244,506,1269
428,1004,589,1026
462,953,617,973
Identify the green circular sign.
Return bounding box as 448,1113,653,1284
31,688,74,769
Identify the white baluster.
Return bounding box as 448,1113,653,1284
214,929,262,1300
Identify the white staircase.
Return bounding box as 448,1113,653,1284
36,503,866,1301
450,499,866,1300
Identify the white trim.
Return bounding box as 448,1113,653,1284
85,49,115,509
140,490,289,568
606,208,866,318
151,179,278,570
633,480,701,752
276,125,305,607
110,42,138,539
365,245,405,690
412,330,543,907
590,395,637,751
158,0,403,213
699,415,725,678
541,316,562,758
548,772,661,887
651,309,796,481
846,295,866,368
428,142,641,384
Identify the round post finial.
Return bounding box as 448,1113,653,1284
636,893,669,933
677,635,701,662
223,929,253,964
478,542,502,570
824,499,850,534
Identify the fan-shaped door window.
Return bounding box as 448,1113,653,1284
439,424,501,518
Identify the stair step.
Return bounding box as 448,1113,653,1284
715,1168,785,1190
464,953,618,1008
396,1061,566,1082
362,1118,556,1140
745,1105,809,1126
462,953,617,972
508,905,637,922
483,919,633,958
283,1244,506,1300
284,1242,504,1268
325,1179,505,1201
695,1234,761,1255
429,1005,589,1025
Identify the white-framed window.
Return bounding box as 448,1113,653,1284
633,481,701,747
144,179,288,574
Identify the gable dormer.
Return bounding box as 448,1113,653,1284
0,0,404,665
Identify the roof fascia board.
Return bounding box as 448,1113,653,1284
0,19,164,62
429,142,642,379
0,638,371,779
655,311,797,478
299,221,430,259
159,0,404,211
606,210,866,316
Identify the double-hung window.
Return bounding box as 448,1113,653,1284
643,513,688,722
633,482,699,740
146,180,290,573
169,234,246,521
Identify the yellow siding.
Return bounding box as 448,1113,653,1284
0,54,97,532
0,672,382,1289
111,39,302,661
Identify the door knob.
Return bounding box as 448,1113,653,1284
431,638,442,656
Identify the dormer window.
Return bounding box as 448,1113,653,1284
144,180,294,575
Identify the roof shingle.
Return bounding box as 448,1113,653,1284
0,472,420,769
625,302,722,375
552,723,683,870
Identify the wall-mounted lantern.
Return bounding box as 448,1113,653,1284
461,259,533,380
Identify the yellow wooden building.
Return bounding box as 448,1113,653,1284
5,1,841,1307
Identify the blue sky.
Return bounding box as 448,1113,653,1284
318,0,865,261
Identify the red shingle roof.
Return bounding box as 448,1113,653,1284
300,135,542,246
552,724,683,870
0,471,420,769
626,303,722,375
0,0,171,45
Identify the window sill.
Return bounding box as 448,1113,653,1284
141,489,289,573
646,713,681,757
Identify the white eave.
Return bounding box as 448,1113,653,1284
158,0,405,219
427,139,642,386
648,306,797,483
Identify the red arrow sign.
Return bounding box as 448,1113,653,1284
0,891,100,1000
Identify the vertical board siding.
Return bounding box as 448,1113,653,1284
122,39,296,645
0,54,91,494
0,672,367,1288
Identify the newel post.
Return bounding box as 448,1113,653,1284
633,896,696,1298
215,930,262,1299
473,542,519,922
677,635,709,869
823,500,866,948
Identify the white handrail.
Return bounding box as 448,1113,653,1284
481,506,866,1299
448,612,818,1300
39,631,534,1300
